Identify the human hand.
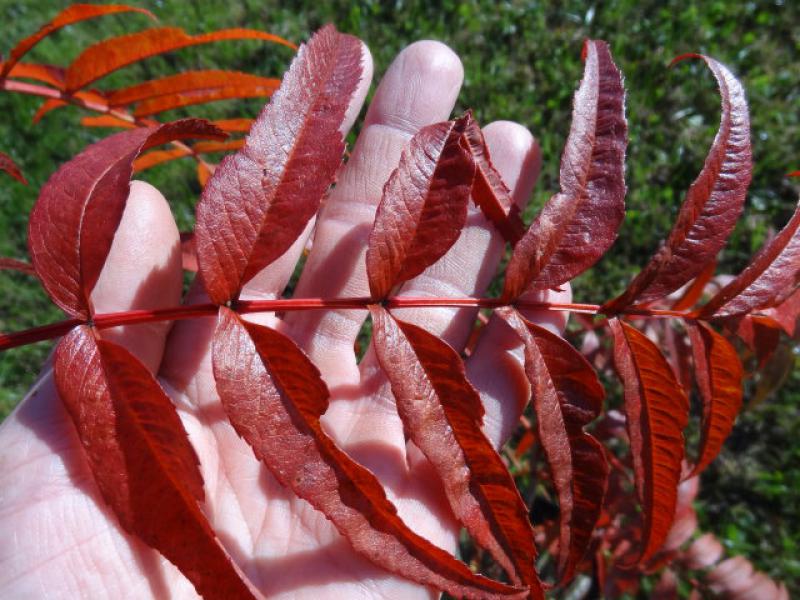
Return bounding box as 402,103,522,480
0,40,569,599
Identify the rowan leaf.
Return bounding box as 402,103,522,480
195,25,363,304
212,307,526,600
0,257,36,275
0,4,155,78
0,151,26,184
28,119,226,318
366,114,475,299
764,287,800,337
133,140,244,172
461,113,526,244
604,55,751,312
686,322,743,478
725,314,782,367
498,308,608,584
32,89,108,122
80,115,136,129
503,39,627,299
54,326,257,599
3,62,66,88
609,319,689,566
370,306,542,597
105,70,279,116
671,261,717,312
699,200,800,317
64,26,295,93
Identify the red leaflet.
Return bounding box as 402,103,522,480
671,261,717,312
462,114,526,244
765,287,800,337
28,119,226,318
212,307,525,600
0,257,36,275
499,308,608,584
0,4,155,78
211,118,254,133
133,140,245,172
726,314,782,367
366,115,476,299
370,306,542,597
3,62,66,88
0,151,26,184
80,115,136,129
54,326,257,599
686,322,743,478
106,70,279,116
32,89,109,122
64,27,295,93
610,319,689,566
195,26,363,304
700,201,800,317
503,40,627,299
605,56,751,312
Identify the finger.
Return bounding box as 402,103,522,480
386,120,541,346
465,284,573,449
91,180,183,373
281,41,465,386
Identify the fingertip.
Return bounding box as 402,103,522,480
482,120,542,210
92,180,182,372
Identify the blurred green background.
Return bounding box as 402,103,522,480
0,0,798,595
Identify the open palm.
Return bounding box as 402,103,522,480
0,41,568,599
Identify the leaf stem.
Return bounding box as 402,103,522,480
0,297,695,352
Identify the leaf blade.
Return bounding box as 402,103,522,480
370,306,543,597
28,119,226,317
686,322,743,478
212,308,525,600
604,55,751,312
195,25,363,304
0,151,27,184
54,326,257,600
610,319,689,566
503,39,627,298
366,114,475,299
498,308,608,584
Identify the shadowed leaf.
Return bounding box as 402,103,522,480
0,151,27,184
212,308,526,600
503,39,627,299
0,4,155,78
195,25,363,304
65,26,295,93
610,319,689,566
686,322,743,478
0,257,36,275
29,119,226,318
499,308,607,584
54,326,257,599
371,306,542,597
366,114,475,299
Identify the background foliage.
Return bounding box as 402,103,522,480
1,0,797,594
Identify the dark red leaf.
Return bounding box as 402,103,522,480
366,114,475,299
498,308,607,584
212,307,526,600
725,314,782,367
28,119,226,318
461,114,526,244
604,55,751,312
370,306,542,597
700,201,800,317
0,257,36,275
54,326,257,599
0,4,155,78
671,261,717,312
686,322,743,478
609,319,689,566
0,151,27,184
503,40,627,299
64,27,295,93
195,25,363,304
3,62,66,88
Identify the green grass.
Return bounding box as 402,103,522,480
1,0,798,595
